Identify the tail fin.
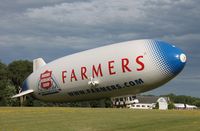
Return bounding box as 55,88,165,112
33,58,46,72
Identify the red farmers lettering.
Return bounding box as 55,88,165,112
81,67,88,80
136,56,144,71
122,58,132,72
92,64,103,78
62,71,67,83
108,60,116,75
70,69,77,82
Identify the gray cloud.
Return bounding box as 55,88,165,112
0,0,199,97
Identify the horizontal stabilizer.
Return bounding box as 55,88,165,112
12,89,34,98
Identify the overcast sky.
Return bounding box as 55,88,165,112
0,0,199,97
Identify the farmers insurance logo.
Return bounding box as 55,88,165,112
38,70,61,96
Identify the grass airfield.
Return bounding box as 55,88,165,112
0,107,200,131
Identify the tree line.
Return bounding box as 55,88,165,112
0,60,199,107
0,60,32,106
163,93,200,107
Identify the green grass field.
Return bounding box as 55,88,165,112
0,107,200,131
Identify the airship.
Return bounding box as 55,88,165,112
12,39,187,102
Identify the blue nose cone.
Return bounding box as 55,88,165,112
157,41,187,76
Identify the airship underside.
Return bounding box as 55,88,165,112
12,39,186,102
